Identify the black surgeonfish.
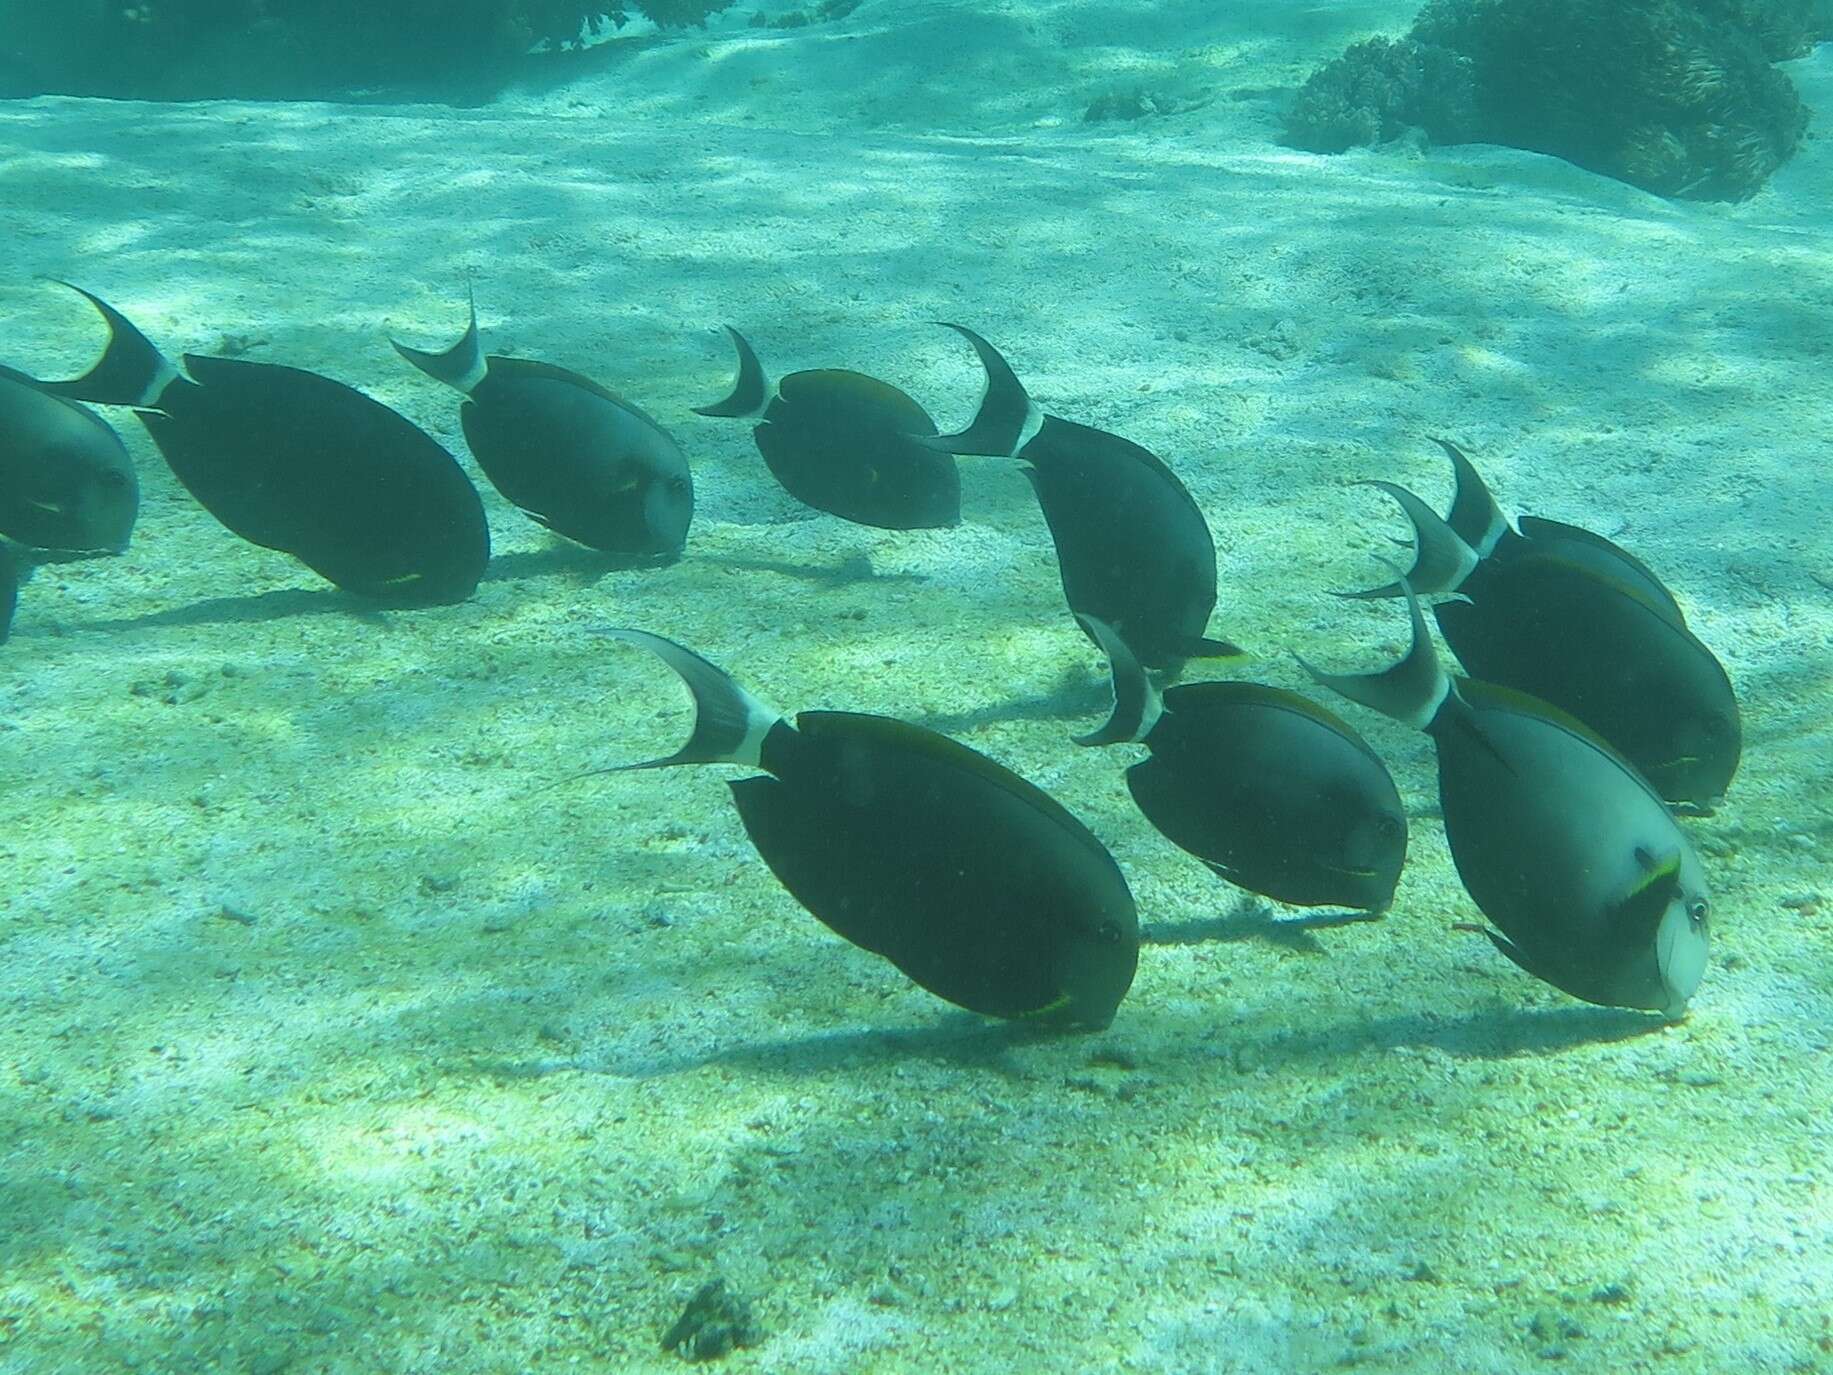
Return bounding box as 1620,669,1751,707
0,364,137,553
1303,575,1711,1019
392,294,692,558
1076,615,1405,916
694,326,959,530
36,285,488,606
1346,460,1739,808
1429,436,1685,621
603,629,1138,1029
918,325,1240,677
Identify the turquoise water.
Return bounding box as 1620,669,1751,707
2,4,1829,1371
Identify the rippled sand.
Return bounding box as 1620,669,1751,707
1,4,1829,1370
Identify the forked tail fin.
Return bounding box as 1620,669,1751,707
692,325,770,419
602,628,783,769
35,282,179,409
1431,437,1512,558
916,323,1043,458
391,286,487,394
1336,481,1480,600
1299,569,1451,731
1073,615,1164,746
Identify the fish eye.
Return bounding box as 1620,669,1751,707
1688,900,1709,927
1376,815,1403,840
98,469,129,488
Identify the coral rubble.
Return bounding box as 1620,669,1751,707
1284,0,1833,200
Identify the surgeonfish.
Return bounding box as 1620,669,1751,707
0,364,137,553
918,325,1240,677
1345,461,1739,808
35,284,489,606
1076,615,1405,916
1428,436,1686,621
602,629,1138,1029
392,293,693,558
1303,575,1711,1019
694,326,959,530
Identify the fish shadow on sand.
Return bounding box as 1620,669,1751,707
708,551,928,588
47,547,924,637
473,989,1662,1088
482,543,681,584
57,543,661,634
913,665,1111,738
1264,1002,1667,1066
74,584,369,633
480,1014,1061,1084
1144,899,1382,956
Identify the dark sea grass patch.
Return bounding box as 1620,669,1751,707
1283,0,1833,200
0,0,738,102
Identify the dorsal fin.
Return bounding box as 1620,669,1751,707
916,323,1043,458
1513,514,1685,626
692,325,770,419
794,709,1113,866
484,356,672,436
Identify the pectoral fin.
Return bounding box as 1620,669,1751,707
1469,924,1567,988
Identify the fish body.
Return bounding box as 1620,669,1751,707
1435,551,1738,805
921,325,1236,676
0,364,137,553
1023,414,1223,675
1078,615,1404,913
695,326,958,530
1499,513,1685,624
394,301,692,557
1305,578,1711,1018
1131,680,1404,911
39,285,488,606
1349,453,1738,806
1432,679,1710,1014
148,357,489,604
738,710,1137,1025
605,630,1138,1029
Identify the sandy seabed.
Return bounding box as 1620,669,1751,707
1,2,1830,1371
